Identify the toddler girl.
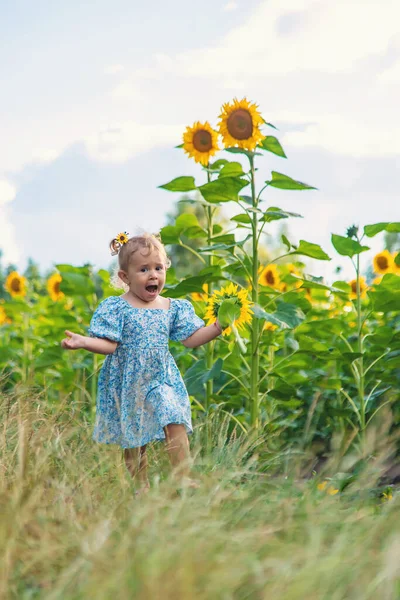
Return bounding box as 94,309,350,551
61,232,222,494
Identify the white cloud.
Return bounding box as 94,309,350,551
84,121,182,162
281,113,400,157
0,180,19,264
144,0,400,78
0,180,16,206
378,60,400,83
104,64,125,75
223,2,238,11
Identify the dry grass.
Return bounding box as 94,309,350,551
1,388,399,599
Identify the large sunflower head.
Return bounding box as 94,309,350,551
349,276,368,299
218,97,265,151
373,250,394,275
47,273,65,302
259,264,281,289
205,282,252,336
5,271,27,298
182,121,220,166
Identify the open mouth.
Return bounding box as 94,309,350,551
145,285,158,294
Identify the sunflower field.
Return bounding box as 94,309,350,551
1,96,400,597
1,97,400,456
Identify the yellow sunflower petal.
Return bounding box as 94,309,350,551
373,249,395,275
259,264,280,289
5,271,27,299
349,277,368,299
218,97,265,151
183,121,220,166
47,273,65,302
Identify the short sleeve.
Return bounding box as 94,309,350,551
170,299,205,342
88,297,124,343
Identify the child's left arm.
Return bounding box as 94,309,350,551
182,321,222,348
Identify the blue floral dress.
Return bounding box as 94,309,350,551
88,296,204,448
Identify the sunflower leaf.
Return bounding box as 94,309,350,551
159,176,197,192
184,358,223,395
198,177,249,204
258,136,287,158
267,172,317,191
231,213,252,224
217,299,242,329
282,234,291,251
331,234,370,257
288,240,331,261
363,222,400,237
260,207,303,222
218,162,246,178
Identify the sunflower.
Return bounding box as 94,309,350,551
115,232,129,245
349,277,367,299
205,282,252,336
182,121,220,166
191,283,209,302
373,249,394,274
259,264,281,289
218,97,265,151
5,271,27,298
0,306,11,326
263,321,278,332
47,273,65,302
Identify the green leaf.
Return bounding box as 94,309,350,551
258,136,287,158
217,299,241,329
364,222,400,237
218,162,245,178
185,226,208,239
296,335,330,354
184,358,223,395
34,346,65,370
368,273,400,312
267,172,317,191
289,240,331,261
160,225,181,245
231,213,252,224
209,159,229,170
175,213,199,229
198,177,249,203
60,272,95,296
253,302,305,329
260,207,303,223
331,234,370,257
395,252,400,267
281,235,291,251
159,176,197,192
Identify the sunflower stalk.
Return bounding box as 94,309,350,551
249,155,260,427
205,171,214,415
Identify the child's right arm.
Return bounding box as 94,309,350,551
61,330,118,355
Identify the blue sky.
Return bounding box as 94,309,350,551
1,0,399,283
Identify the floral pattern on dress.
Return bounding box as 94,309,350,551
88,296,204,448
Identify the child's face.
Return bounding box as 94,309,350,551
120,249,167,302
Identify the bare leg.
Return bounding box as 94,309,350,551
164,424,199,488
124,446,150,495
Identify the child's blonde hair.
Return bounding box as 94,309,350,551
110,232,171,290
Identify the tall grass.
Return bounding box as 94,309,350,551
1,387,399,599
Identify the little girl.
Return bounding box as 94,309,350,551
61,232,222,494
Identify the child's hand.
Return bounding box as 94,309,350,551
61,330,86,350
